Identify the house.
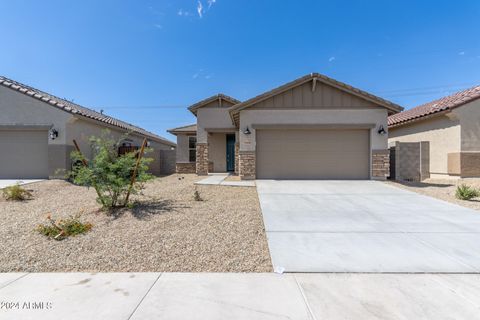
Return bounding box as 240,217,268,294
0,76,176,179
169,73,403,180
388,85,480,179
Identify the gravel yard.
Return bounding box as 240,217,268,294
0,175,272,272
385,178,480,211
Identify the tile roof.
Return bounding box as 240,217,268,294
188,94,240,115
167,124,197,135
0,76,175,146
388,85,480,127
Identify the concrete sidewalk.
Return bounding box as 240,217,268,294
1,272,480,319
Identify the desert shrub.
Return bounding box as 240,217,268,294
455,184,479,200
194,189,203,201
2,184,32,201
70,130,154,209
36,214,92,240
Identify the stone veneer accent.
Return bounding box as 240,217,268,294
234,143,239,175
176,162,196,174
372,150,390,179
196,143,209,175
239,151,256,180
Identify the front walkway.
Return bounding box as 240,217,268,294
0,179,44,189
1,272,480,319
195,173,255,187
256,180,480,273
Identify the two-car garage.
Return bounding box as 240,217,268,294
255,129,371,180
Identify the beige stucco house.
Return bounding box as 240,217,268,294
169,73,403,180
0,76,176,179
388,85,480,179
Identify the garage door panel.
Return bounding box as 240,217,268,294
256,129,370,180
0,130,49,179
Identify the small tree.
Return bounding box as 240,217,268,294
70,130,154,209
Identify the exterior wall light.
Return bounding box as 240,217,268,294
243,126,251,135
49,128,59,140
377,125,387,135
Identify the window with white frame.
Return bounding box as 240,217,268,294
188,136,197,162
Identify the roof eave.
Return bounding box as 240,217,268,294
388,109,451,129
228,73,403,125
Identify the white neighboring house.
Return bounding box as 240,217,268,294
0,76,176,179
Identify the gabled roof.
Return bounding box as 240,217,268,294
388,85,480,128
167,123,197,135
0,76,175,146
229,73,404,125
188,93,240,115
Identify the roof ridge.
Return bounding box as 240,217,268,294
228,72,403,126
0,75,175,146
188,93,241,115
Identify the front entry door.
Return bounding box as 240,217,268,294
226,134,235,172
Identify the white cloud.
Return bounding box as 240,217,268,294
178,9,192,16
207,0,216,8
328,56,336,62
154,24,163,29
197,1,204,18
205,74,212,79
459,51,465,55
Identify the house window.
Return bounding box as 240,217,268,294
189,136,197,162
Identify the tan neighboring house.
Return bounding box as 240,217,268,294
0,76,176,179
169,73,403,180
388,85,480,179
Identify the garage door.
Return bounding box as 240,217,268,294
256,129,370,179
0,130,49,179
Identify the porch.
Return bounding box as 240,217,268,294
196,131,239,175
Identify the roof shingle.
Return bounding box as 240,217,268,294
0,76,175,146
388,85,480,127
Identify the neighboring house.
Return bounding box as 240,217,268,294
169,73,403,180
388,85,480,179
0,76,176,179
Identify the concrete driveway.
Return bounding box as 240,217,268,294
256,180,480,273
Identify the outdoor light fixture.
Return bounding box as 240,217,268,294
243,126,251,135
49,128,59,140
377,125,387,135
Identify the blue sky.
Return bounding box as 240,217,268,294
1,0,479,141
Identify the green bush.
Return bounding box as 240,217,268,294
2,184,32,201
455,184,479,200
70,130,154,209
36,214,92,240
